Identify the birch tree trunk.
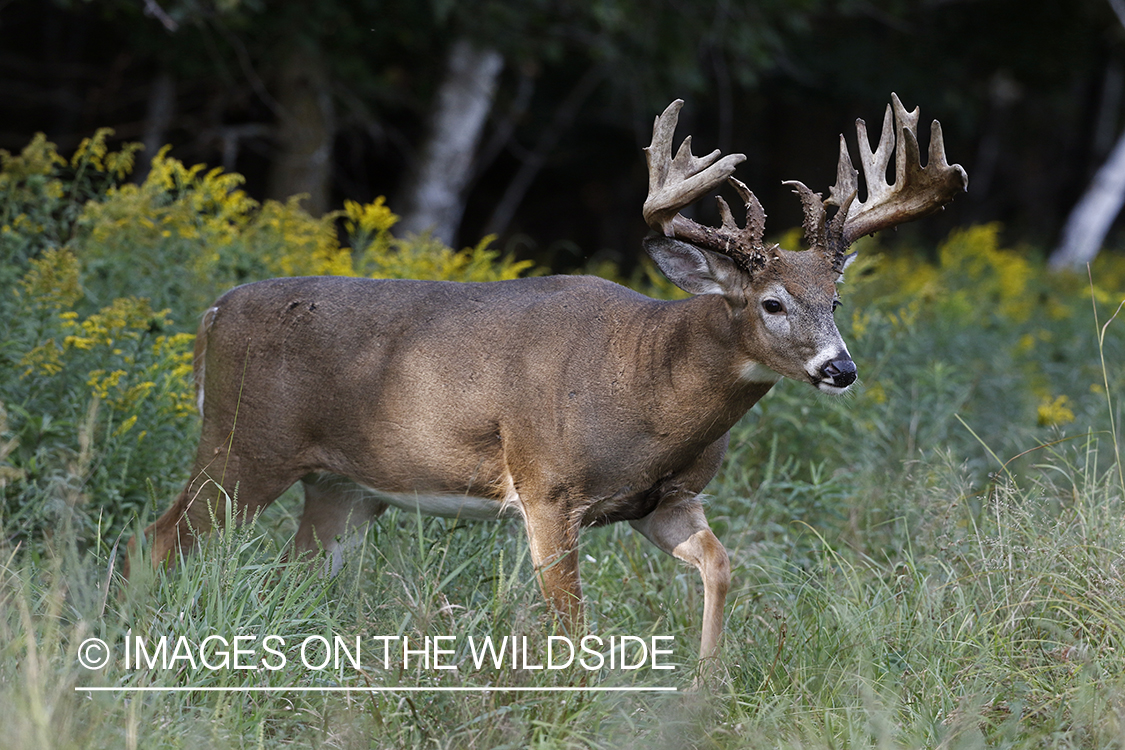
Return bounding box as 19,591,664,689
397,39,503,246
1049,129,1125,270
1048,0,1125,270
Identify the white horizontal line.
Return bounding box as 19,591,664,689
75,685,677,693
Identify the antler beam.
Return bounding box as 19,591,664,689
833,93,967,246
642,100,773,272
782,93,967,272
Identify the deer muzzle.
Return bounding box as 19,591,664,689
819,356,857,391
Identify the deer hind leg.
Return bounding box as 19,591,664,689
630,496,730,660
294,474,387,576
138,444,303,574
521,498,584,636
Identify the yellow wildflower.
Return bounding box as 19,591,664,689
1036,395,1075,427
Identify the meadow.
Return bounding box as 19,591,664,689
4,133,1125,748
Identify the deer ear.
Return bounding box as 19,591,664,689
644,237,741,297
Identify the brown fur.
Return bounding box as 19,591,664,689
133,266,851,661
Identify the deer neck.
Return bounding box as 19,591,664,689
626,294,776,445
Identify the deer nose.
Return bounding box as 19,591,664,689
821,357,857,388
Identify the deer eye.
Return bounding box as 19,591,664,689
761,299,784,314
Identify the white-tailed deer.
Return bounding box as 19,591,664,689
136,95,966,662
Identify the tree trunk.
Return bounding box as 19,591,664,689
135,70,175,184
1049,0,1125,270
397,39,503,246
1049,129,1125,270
267,45,335,216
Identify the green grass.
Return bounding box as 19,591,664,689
6,424,1125,748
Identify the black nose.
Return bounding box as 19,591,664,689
821,358,857,388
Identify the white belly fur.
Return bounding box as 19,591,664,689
357,484,522,521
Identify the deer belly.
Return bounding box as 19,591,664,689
354,482,522,521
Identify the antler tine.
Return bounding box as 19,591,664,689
714,177,774,272
783,180,827,251
927,119,956,175
727,177,768,249
827,133,859,209
644,100,772,272
785,178,857,273
858,103,896,208
799,107,889,271
890,93,920,198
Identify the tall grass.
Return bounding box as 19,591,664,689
7,132,1125,747
717,445,1125,748
2,502,712,749
7,421,1125,747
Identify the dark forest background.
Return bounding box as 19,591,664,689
2,0,1120,271
12,8,1125,745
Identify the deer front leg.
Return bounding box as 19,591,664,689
630,496,730,660
522,502,584,635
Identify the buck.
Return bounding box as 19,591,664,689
136,95,966,661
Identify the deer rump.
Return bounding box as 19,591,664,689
189,274,740,538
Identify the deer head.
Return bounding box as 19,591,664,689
642,95,968,392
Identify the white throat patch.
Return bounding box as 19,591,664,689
739,360,782,384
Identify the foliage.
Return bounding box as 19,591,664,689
344,197,533,281
5,127,1125,746
8,0,1124,275
0,132,532,546
730,224,1125,503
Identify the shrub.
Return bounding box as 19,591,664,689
0,131,532,547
